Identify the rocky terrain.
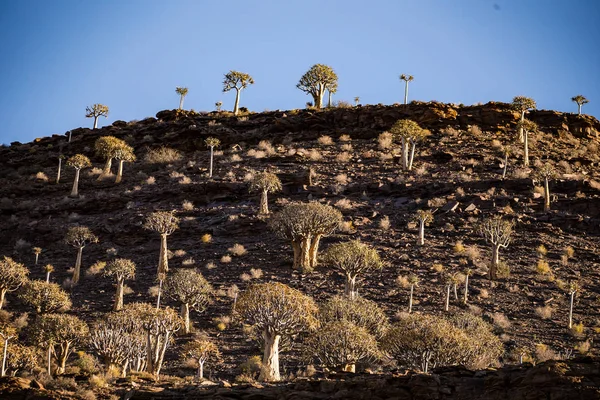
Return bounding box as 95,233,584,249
0,101,599,398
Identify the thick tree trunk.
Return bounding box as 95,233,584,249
578,104,582,115
154,333,170,377
181,303,190,334
298,238,312,273
464,275,469,304
101,158,112,177
569,291,575,329
291,240,301,270
404,82,409,105
315,92,323,109
328,91,332,108
209,147,214,178
0,289,5,310
259,332,281,382
345,274,357,300
46,271,51,283
523,131,529,166
145,332,154,374
198,361,204,380
179,96,184,110
233,89,241,115
35,254,39,265
408,285,414,313
544,178,550,211
490,244,500,280
114,279,124,311
259,190,269,215
408,142,416,170
73,246,83,284
56,342,70,375
121,359,129,378
401,138,408,170
156,279,163,309
115,160,124,184
93,116,99,129
445,285,450,311
56,158,62,184
1,338,8,377
453,284,458,300
343,363,356,373
418,219,425,245
70,168,81,197
308,234,322,269
158,234,169,275
502,153,508,179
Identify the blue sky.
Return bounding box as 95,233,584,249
0,0,598,144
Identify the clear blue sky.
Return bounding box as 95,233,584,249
0,0,598,144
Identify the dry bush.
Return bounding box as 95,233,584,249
145,147,182,164
240,273,252,282
339,134,351,142
432,263,444,273
535,343,558,363
182,200,194,211
249,268,263,279
340,143,353,152
464,246,480,263
247,149,267,159
86,261,106,276
535,306,553,320
575,340,591,355
35,171,49,182
231,154,242,162
469,125,483,136
491,139,502,149
221,255,232,263
564,246,575,258
335,198,353,210
338,221,355,233
318,136,333,145
535,259,552,276
146,176,156,185
571,322,585,337
173,249,186,258
414,165,428,176
453,241,465,254
379,152,394,162
228,244,247,256
335,174,349,185
378,132,393,150
537,245,548,257
513,168,530,179
379,216,391,230
201,234,212,243
258,140,276,156
336,152,352,163
308,149,322,161
206,262,216,270
479,289,489,299
491,313,511,329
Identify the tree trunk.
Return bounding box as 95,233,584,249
179,96,184,110
502,153,508,179
233,89,241,115
115,160,124,184
154,332,170,377
259,332,281,382
56,158,62,184
464,275,469,304
328,91,332,108
490,244,500,280
1,338,8,377
408,142,416,171
445,285,450,311
259,190,269,215
145,332,154,373
35,254,39,265
101,158,112,177
418,219,425,246
298,238,312,273
578,104,582,115
544,177,550,211
158,234,169,275
121,359,129,378
408,284,414,313
523,131,529,166
345,274,357,300
315,92,323,109
198,361,204,380
114,279,124,311
569,291,575,329
73,246,83,284
291,240,301,270
0,289,5,310
453,284,458,300
56,342,70,375
68,131,72,143
308,234,322,269
47,345,52,377
209,147,214,178
404,82,409,105
401,138,408,170
156,279,163,309
181,303,190,334
93,116,98,129
70,168,81,197
343,363,356,373
46,271,51,283
519,111,525,142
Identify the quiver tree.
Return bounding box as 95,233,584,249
0,256,29,310
94,136,125,177
66,154,92,197
222,71,254,115
389,119,429,171
43,264,54,283
123,303,182,377
354,96,360,106
463,268,473,304
113,142,135,184
235,282,318,382
33,247,42,265
323,240,382,300
0,341,37,377
399,74,414,105
297,64,338,109
516,119,537,166
204,137,220,178
164,269,212,334
397,274,419,313
0,320,17,376
85,103,109,129
56,154,65,184
447,312,503,369
512,96,536,142
501,146,513,179
327,81,338,108
103,259,136,311
181,333,221,379
478,216,514,280
175,87,189,110
143,211,180,275
535,163,557,211
215,101,222,112
30,313,89,375
304,320,380,373
319,295,389,339
64,226,99,284
413,210,434,246
571,95,588,115
249,171,282,215
566,281,579,329
269,202,342,273
19,280,71,314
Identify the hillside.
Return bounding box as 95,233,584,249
0,101,599,398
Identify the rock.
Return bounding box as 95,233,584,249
465,203,478,212
442,201,459,212
29,379,44,389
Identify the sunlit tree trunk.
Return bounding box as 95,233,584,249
519,111,525,142
259,189,269,215
46,271,51,283
208,147,214,178
544,177,551,211
114,278,124,311
328,91,332,108
445,285,451,311
156,279,163,309
47,346,52,377
93,116,99,129
70,168,81,197
198,360,205,379
401,138,408,170
408,284,414,313
464,275,469,304
115,160,124,184
101,158,112,177
1,337,9,377
259,331,281,382
291,240,301,270
56,342,70,375
577,104,582,115
181,303,190,334
179,96,184,110
490,244,500,280
73,246,84,284
158,234,169,275
308,234,322,269
404,81,409,105
568,291,575,329
0,289,6,310
408,141,416,171
297,238,312,273
233,89,241,115
502,153,509,179
523,131,529,166
56,158,62,184
345,274,357,300
418,219,425,246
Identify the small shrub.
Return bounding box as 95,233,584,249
221,255,232,263
492,312,511,329
35,171,49,182
334,173,349,185
182,200,194,211
453,241,465,254
201,233,212,243
240,273,252,281
335,198,352,210
379,216,391,230
249,268,263,279
535,343,558,363
247,149,267,159
535,306,553,320
571,322,584,337
146,176,156,185
537,245,548,257
86,261,106,276
575,340,591,355
335,152,352,163
206,262,217,270
145,147,182,164
564,246,575,258
88,374,108,389
378,132,393,150
339,134,351,142
318,136,333,145
308,149,322,161
536,259,552,276
228,244,247,256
